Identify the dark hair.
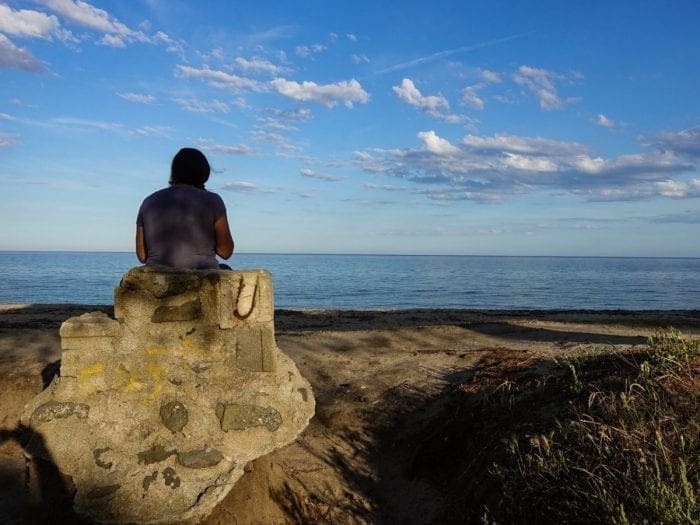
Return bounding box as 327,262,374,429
170,147,210,189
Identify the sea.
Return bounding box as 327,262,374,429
0,251,698,310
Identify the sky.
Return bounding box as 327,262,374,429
1,0,700,256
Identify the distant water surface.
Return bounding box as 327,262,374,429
0,252,698,310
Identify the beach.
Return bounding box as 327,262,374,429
1,304,698,523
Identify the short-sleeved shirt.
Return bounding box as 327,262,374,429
136,185,227,269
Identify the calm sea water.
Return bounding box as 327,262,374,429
0,251,698,310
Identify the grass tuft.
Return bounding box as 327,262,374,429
492,328,699,524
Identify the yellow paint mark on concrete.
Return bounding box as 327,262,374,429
79,363,104,382
78,362,104,394
180,336,205,355
146,346,169,357
116,367,146,392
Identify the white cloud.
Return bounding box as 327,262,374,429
268,107,312,121
41,0,172,48
0,34,45,72
462,133,587,156
393,78,465,123
417,130,459,155
300,168,344,181
595,113,616,128
0,4,60,38
0,131,19,147
196,139,254,156
461,70,501,110
355,130,697,203
351,53,370,64
117,92,156,104
270,78,369,108
50,116,123,131
234,57,288,75
645,126,700,159
393,78,448,112
502,153,557,172
480,69,501,83
173,98,229,114
295,44,327,57
514,65,576,111
42,0,131,36
175,65,265,92
346,33,358,42
654,179,700,198
129,126,170,138
221,181,272,194
462,86,484,110
99,33,125,47
251,130,301,151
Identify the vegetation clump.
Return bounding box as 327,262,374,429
407,329,699,524
492,328,699,524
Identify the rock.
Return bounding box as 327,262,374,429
21,266,315,524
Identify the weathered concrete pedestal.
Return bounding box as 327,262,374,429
21,266,315,524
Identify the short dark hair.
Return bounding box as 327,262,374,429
170,148,210,189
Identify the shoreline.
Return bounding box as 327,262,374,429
1,302,698,326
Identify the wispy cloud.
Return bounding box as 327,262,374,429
650,210,700,224
173,97,229,114
268,107,312,121
514,65,579,111
270,78,369,108
117,92,156,104
129,125,170,138
295,43,327,58
0,131,19,147
351,53,370,64
233,56,289,75
594,113,616,128
300,168,344,181
175,65,265,92
221,181,274,194
251,130,301,152
375,33,530,75
643,126,700,159
196,138,254,155
461,68,502,110
0,34,46,72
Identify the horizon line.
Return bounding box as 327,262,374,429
0,250,698,260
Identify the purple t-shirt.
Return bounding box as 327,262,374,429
136,185,227,269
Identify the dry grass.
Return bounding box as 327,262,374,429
489,328,699,524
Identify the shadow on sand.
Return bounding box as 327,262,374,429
0,424,86,524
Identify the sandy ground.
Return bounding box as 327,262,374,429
0,304,698,524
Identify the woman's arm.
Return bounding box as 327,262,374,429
214,215,234,259
135,225,147,263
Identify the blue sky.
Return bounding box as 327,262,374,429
1,0,699,256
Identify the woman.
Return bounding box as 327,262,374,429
136,148,234,269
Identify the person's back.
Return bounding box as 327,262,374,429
135,148,234,269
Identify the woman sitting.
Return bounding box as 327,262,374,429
135,148,234,269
